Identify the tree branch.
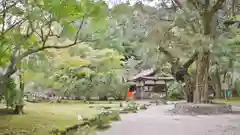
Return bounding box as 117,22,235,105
19,16,88,60
4,39,24,78
172,0,183,9
183,51,199,68
19,39,94,60
74,16,85,44
158,46,175,61
3,18,27,35
188,0,204,11
211,0,225,13
159,46,198,70
1,0,7,36
0,1,18,14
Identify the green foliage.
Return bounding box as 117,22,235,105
3,78,17,108
90,111,111,129
122,101,139,113
167,81,183,100
0,0,109,72
74,125,97,135
23,44,127,100
109,110,121,121
0,0,111,108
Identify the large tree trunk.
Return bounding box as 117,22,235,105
14,104,24,115
159,47,198,102
229,58,234,88
193,6,214,103
194,51,210,103
14,70,25,115
214,63,222,98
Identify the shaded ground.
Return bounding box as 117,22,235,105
98,105,240,135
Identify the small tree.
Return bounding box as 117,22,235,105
0,0,108,114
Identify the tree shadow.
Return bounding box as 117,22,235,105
0,108,16,116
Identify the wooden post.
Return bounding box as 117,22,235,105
164,80,168,102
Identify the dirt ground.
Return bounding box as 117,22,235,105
98,104,240,135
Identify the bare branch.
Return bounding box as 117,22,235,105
74,16,85,43
41,19,54,47
19,16,88,60
19,39,96,60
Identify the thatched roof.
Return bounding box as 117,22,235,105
130,68,155,80
129,68,174,81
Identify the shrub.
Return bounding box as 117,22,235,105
109,111,121,121
167,81,184,100
74,125,97,135
91,111,111,129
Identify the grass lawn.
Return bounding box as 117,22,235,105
213,97,240,105
0,101,121,135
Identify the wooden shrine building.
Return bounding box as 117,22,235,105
128,68,174,99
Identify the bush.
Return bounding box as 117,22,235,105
167,81,184,100
109,111,121,121
121,101,139,113
91,111,112,129
168,92,183,100
74,125,97,135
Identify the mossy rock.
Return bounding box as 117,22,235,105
90,113,111,128
74,125,97,135
65,124,79,132
108,97,115,100
89,105,95,108
89,101,95,104
88,116,97,123
120,110,129,114
62,100,69,104
132,110,138,113
82,117,89,121
50,128,60,134
139,104,148,110
109,111,121,121
103,106,111,110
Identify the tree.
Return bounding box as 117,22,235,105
0,0,108,114
114,0,238,103
24,43,126,100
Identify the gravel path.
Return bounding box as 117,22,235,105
97,105,240,135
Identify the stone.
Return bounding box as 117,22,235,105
171,103,232,115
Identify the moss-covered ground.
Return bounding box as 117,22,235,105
0,101,121,135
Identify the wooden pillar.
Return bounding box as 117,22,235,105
141,86,144,100
164,80,168,101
